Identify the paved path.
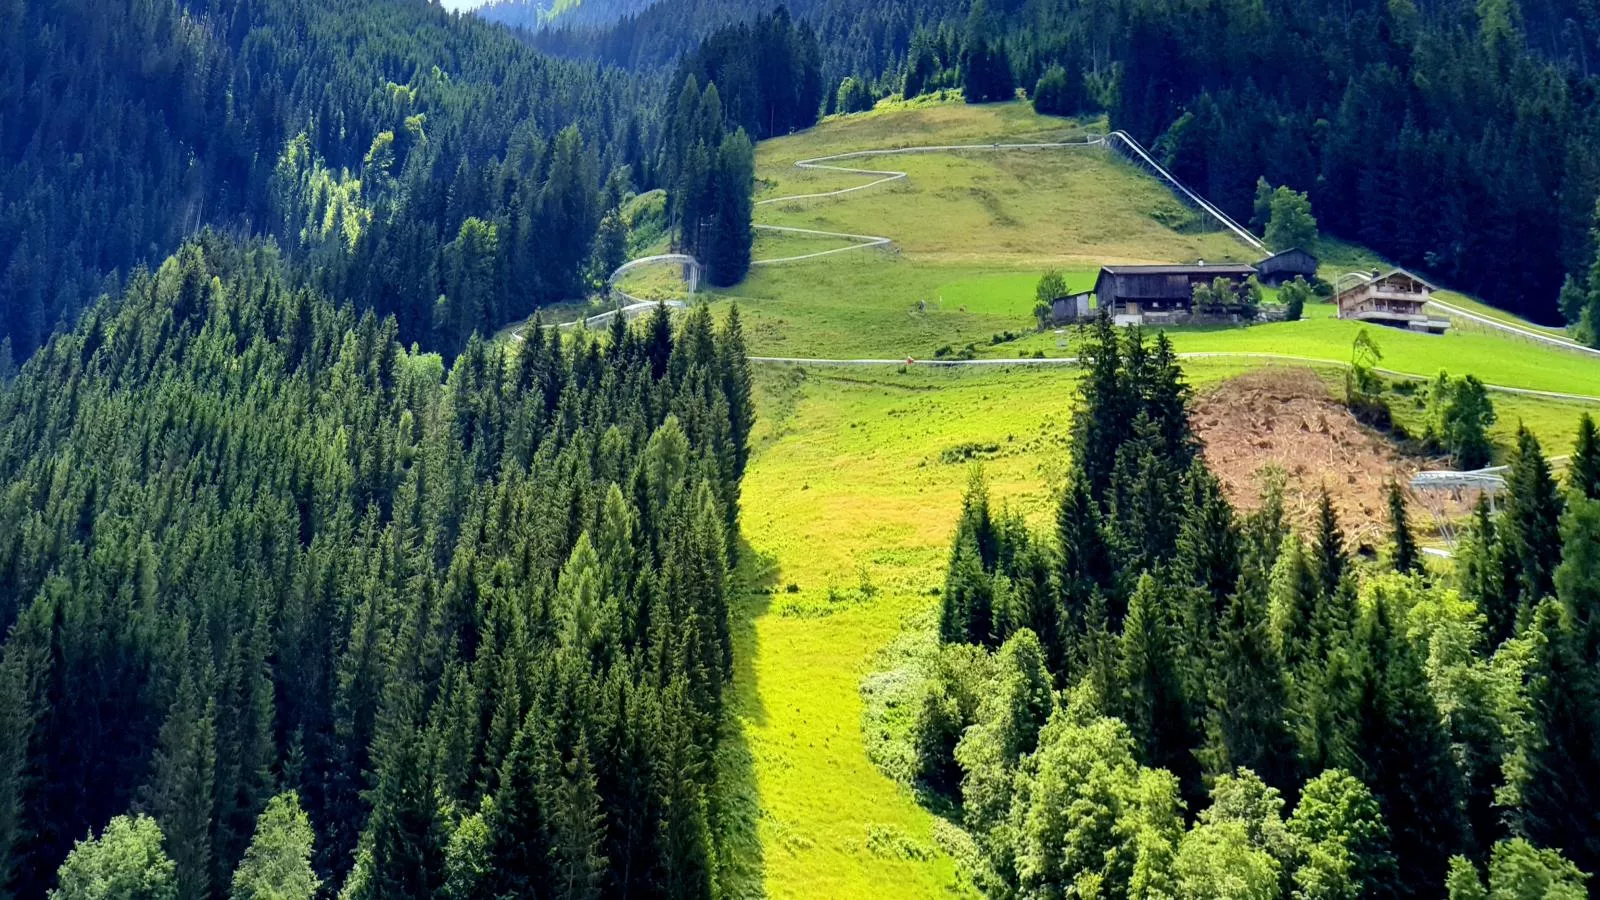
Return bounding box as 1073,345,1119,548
750,351,1600,404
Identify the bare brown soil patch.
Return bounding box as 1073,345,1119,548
1191,367,1433,548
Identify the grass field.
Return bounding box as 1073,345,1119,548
720,357,1596,899
702,101,1598,398
700,100,1599,900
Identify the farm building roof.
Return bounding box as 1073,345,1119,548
1099,264,1257,276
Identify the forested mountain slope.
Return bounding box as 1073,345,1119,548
0,235,756,898
0,0,662,361
505,0,1600,328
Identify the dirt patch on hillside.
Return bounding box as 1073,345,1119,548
1191,367,1431,548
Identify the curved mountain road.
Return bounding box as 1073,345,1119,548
523,131,1598,388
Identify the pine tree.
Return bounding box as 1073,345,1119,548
1352,594,1466,898
1571,413,1600,500
1312,489,1348,601
1387,481,1420,574
142,659,218,900
1500,427,1565,619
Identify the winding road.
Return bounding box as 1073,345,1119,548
518,129,1598,399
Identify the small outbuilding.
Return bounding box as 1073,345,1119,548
1253,248,1319,285
1094,263,1257,321
1051,291,1094,323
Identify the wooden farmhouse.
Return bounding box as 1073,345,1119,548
1333,269,1450,333
1253,248,1319,285
1094,263,1257,323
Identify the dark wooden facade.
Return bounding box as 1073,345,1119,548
1253,248,1319,285
1093,263,1257,314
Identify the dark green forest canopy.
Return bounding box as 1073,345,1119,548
0,0,668,359
0,236,756,899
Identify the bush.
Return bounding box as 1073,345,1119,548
836,76,875,114
1281,276,1312,321
1032,64,1079,116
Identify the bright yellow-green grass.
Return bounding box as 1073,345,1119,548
722,363,1082,900
988,301,1599,397
719,356,1595,899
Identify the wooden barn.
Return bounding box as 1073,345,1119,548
1094,263,1257,320
1253,248,1319,285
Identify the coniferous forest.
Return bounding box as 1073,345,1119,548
0,237,754,899
924,319,1600,898
8,0,1600,894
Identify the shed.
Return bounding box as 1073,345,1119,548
1094,263,1257,316
1051,291,1094,323
1253,248,1319,285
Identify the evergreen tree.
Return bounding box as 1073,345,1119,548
1352,595,1466,898
1119,574,1202,807
1312,488,1348,602
1201,586,1297,794
1388,480,1420,574
1506,600,1600,881
1571,414,1600,501
142,659,218,900
1500,427,1565,618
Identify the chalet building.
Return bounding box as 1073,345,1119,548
1253,248,1319,285
1094,262,1257,323
1333,269,1451,334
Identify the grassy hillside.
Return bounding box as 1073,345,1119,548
705,101,1596,398
703,100,1600,900
721,356,1596,900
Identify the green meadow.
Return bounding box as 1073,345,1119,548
720,356,1596,900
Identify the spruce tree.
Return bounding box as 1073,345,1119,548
1459,496,1516,646
1312,488,1348,601
1554,497,1600,662
1175,460,1241,611
1119,574,1202,807
1505,600,1600,884
1352,595,1466,898
1200,583,1298,794
1571,413,1600,500
142,660,218,900
1500,427,1565,619
1387,480,1420,574
1056,469,1113,642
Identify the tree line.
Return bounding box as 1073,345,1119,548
520,0,1600,333
0,234,757,900
917,317,1600,897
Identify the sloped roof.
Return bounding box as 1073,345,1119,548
1099,264,1257,276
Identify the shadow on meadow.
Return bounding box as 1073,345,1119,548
714,538,778,897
